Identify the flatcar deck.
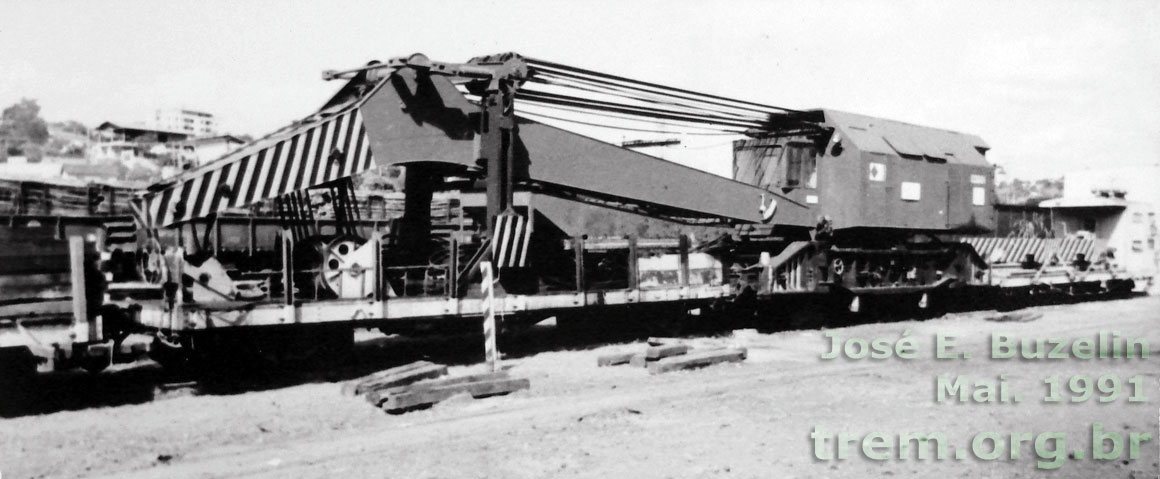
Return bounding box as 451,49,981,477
130,283,735,331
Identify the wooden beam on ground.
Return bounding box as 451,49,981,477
647,348,747,375
629,353,648,368
381,377,530,412
367,371,510,406
647,337,682,346
342,360,436,396
645,344,690,360
358,363,449,394
342,361,446,397
597,352,636,367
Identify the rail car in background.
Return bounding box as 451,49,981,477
0,179,139,318
0,53,1144,376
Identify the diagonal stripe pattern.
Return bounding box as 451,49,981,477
480,260,498,372
141,106,375,228
492,213,532,268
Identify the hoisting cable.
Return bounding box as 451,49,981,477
523,75,767,123
515,100,751,134
458,86,749,134
526,61,793,117
516,108,745,136
527,71,772,122
524,57,801,115
515,90,766,129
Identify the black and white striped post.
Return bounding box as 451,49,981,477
480,260,499,372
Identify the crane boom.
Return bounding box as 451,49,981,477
138,53,813,230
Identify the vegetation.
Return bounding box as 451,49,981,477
994,165,1063,205
0,98,51,161
995,177,1064,205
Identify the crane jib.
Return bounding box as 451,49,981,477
142,105,374,228
137,53,815,230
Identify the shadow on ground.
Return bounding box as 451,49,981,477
0,314,728,417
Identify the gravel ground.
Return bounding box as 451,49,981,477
1,296,1157,479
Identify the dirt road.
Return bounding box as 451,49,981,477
2,297,1158,478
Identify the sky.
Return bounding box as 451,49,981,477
2,0,1158,180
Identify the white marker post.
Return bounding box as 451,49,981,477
68,236,91,341
480,261,498,372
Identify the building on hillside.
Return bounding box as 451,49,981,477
94,122,191,144
154,109,217,137
171,135,245,169
88,140,145,163
91,122,192,172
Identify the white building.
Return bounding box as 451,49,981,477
154,109,217,137
1040,164,1160,282
170,135,245,170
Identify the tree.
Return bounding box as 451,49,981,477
23,144,44,163
0,99,50,156
995,176,1064,205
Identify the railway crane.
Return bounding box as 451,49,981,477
4,52,1139,374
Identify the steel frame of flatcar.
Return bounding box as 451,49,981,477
130,283,735,332
121,261,1135,335
116,214,1141,337
160,215,467,253
118,222,732,332
20,214,1138,378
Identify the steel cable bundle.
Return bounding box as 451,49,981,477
461,57,809,137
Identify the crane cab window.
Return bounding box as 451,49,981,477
780,141,817,189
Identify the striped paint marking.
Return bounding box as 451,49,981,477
480,260,498,372
492,214,532,268
140,106,376,228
